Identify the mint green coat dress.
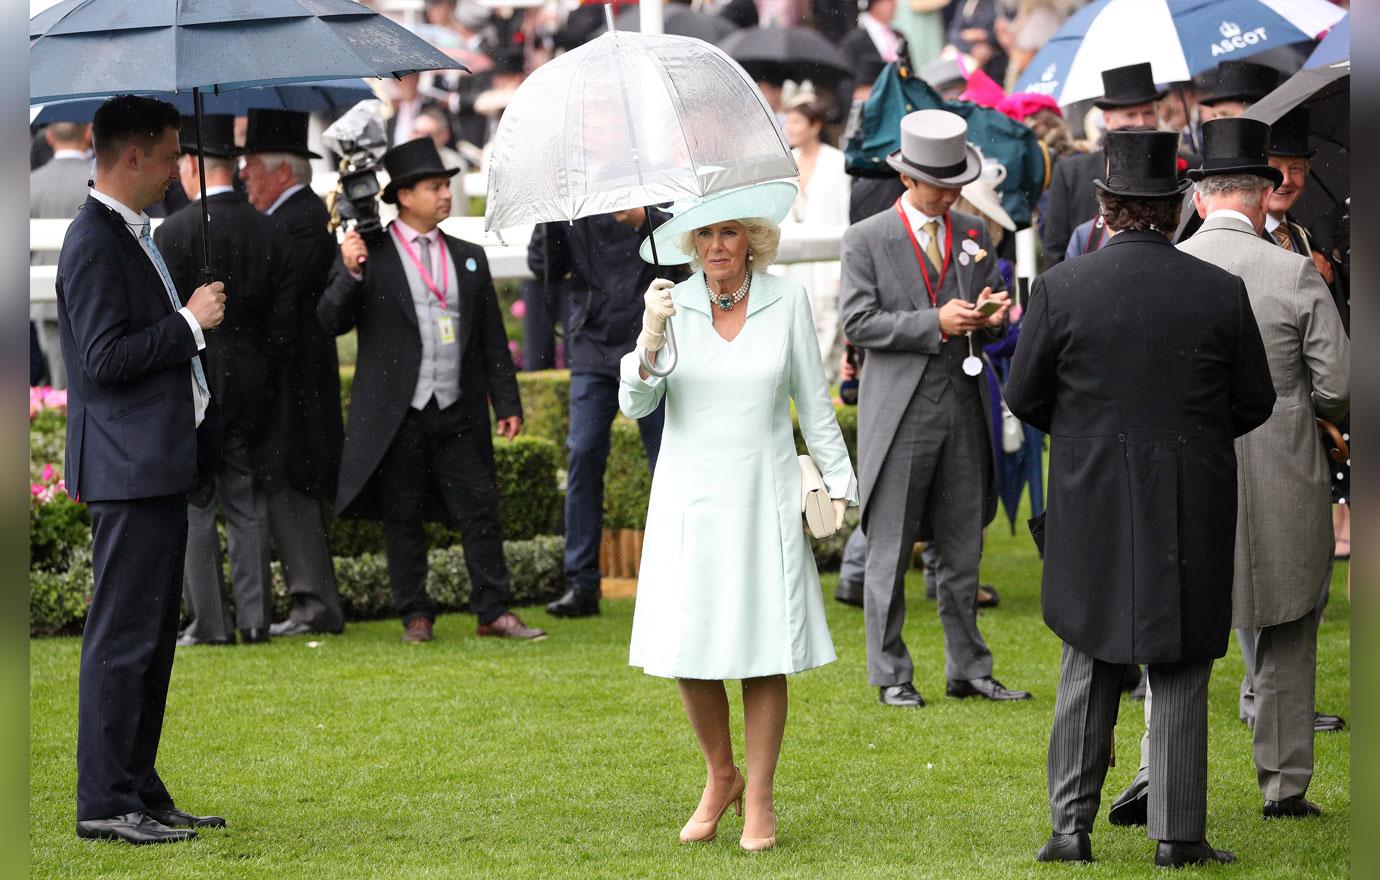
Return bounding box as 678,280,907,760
619,271,858,680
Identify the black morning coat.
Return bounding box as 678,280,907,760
1004,230,1277,665
262,186,345,501
317,224,521,522
154,190,295,481
56,195,220,501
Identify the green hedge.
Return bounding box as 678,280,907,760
515,371,571,452
30,536,564,637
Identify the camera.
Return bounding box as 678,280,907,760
322,100,389,238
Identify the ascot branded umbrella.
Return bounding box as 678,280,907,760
1305,12,1347,68
30,0,465,280
1011,0,1344,107
717,25,853,86
486,23,796,375
31,78,378,125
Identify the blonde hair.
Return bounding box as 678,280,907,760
678,218,781,271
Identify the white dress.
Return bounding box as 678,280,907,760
619,271,858,680
778,144,851,382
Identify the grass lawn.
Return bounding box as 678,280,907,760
29,520,1350,878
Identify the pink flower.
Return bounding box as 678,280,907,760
29,400,39,420
30,483,43,497
509,299,526,319
44,388,67,410
42,463,56,483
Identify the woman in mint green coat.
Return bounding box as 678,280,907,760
619,181,858,852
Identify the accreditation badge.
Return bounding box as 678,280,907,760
438,314,456,345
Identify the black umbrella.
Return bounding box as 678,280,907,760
30,0,465,281
1246,60,1348,225
717,26,853,85
614,6,739,44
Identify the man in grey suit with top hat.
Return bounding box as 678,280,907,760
1007,128,1276,868
841,109,1030,708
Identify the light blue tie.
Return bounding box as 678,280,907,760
139,221,209,399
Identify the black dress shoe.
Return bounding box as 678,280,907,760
146,806,227,828
546,586,600,618
1264,796,1321,819
977,584,1000,608
879,683,925,707
834,578,864,607
76,811,196,845
1109,770,1149,826
1154,840,1236,868
1036,831,1092,863
239,627,270,644
1314,712,1346,732
176,634,234,647
946,676,1032,701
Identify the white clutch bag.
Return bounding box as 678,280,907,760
799,455,836,539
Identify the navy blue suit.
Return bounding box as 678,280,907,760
57,194,213,821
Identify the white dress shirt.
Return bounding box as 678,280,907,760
89,187,209,426
1205,208,1255,230
1264,212,1283,234
265,182,307,216
898,195,948,261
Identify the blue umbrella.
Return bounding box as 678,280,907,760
1305,12,1347,68
31,0,464,279
1012,0,1345,106
31,79,378,125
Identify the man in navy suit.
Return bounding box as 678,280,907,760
56,95,228,845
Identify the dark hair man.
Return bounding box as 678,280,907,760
319,137,545,643
59,94,228,844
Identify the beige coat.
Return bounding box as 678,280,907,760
1179,214,1349,628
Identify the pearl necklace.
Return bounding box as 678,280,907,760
707,271,751,311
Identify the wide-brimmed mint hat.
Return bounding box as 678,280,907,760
638,180,799,265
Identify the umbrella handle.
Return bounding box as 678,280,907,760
639,317,677,377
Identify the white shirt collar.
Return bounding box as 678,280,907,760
1264,213,1283,233
1205,209,1255,230
88,187,147,232
265,182,307,215
194,184,235,201
898,195,945,237
51,149,89,161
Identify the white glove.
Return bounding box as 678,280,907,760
832,498,848,532
638,278,677,352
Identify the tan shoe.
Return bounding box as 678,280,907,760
679,769,745,844
476,612,546,641
401,618,433,643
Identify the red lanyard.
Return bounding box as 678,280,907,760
894,198,954,338
391,222,450,309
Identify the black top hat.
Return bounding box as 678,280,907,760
242,108,321,158
1268,106,1315,158
179,114,239,158
1095,130,1191,198
1198,61,1279,106
381,137,460,204
1094,62,1168,110
1186,117,1283,187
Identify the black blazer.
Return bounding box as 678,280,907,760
318,225,521,521
1004,230,1276,665
56,195,209,502
154,191,295,451
261,186,345,500
1039,149,1103,268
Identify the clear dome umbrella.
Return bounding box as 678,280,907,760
484,25,798,375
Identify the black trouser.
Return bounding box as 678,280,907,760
78,494,187,820
376,399,511,626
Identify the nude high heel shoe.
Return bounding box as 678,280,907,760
739,816,776,852
678,769,745,844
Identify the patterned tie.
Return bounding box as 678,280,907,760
139,221,209,398
1273,225,1294,252
922,219,943,270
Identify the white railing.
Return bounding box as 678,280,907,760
29,216,845,304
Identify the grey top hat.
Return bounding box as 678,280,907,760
886,109,982,188
920,57,967,92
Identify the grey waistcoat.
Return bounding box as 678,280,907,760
916,252,980,403
392,230,462,410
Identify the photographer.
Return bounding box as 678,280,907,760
318,137,544,643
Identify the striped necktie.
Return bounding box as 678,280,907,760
139,221,209,398
1272,224,1295,252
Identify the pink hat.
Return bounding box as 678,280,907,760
997,92,1063,122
